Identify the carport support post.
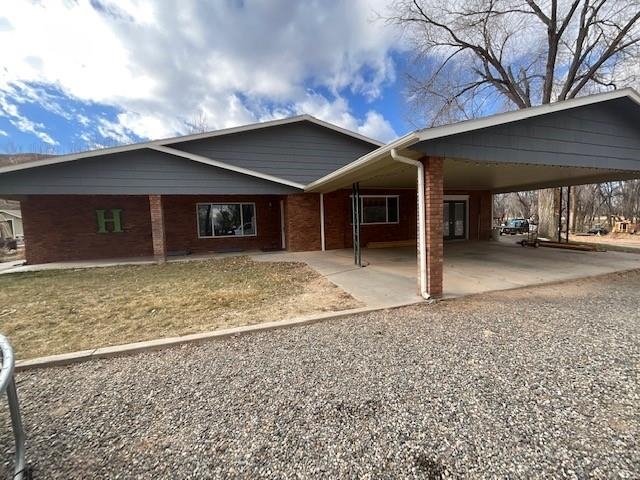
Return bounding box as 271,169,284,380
557,187,563,243
422,157,444,298
566,186,571,242
352,183,361,266
149,194,167,263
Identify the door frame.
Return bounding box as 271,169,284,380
443,195,469,241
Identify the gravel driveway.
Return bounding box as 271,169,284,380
1,270,639,479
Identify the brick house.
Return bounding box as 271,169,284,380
1,89,640,298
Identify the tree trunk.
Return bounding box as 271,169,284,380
537,188,559,239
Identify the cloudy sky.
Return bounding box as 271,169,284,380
0,0,412,153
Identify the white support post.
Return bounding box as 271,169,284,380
390,149,429,300
280,199,286,250
320,193,326,251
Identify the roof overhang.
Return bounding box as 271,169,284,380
306,88,640,193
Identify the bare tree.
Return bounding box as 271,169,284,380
387,0,640,237
389,0,640,124
494,191,538,221
186,109,210,134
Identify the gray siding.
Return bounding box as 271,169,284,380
415,98,640,172
0,150,300,195
169,121,379,184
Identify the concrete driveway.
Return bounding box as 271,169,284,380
254,238,640,306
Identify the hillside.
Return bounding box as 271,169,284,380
0,153,52,208
0,152,52,167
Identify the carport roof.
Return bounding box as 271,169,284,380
306,88,640,193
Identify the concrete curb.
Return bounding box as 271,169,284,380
15,300,426,372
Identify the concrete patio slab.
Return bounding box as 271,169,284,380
444,239,640,297
252,249,419,308
255,238,640,304
3,238,639,308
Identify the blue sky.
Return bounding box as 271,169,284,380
0,0,415,155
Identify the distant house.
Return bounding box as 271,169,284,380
0,209,23,239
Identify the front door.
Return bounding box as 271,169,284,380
443,201,466,240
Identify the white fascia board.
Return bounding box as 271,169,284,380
415,88,640,143
299,115,385,146
148,145,305,190
305,88,640,192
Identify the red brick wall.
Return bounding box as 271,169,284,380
149,194,167,259
323,189,417,249
424,157,444,297
21,189,493,265
163,195,282,253
478,190,493,240
285,193,321,251
22,195,154,264
323,190,347,250
445,190,493,241
322,188,492,249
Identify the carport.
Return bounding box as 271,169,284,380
307,89,640,299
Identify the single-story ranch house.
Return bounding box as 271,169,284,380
0,88,639,298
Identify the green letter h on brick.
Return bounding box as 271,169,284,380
96,209,123,233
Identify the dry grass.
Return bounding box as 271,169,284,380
569,234,640,253
0,256,361,359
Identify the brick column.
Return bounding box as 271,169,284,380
285,193,321,251
422,157,444,298
149,194,166,263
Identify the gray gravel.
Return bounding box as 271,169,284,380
1,270,639,479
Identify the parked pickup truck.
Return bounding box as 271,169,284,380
500,218,529,235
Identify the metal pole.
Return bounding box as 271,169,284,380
352,183,357,265
0,335,27,480
557,186,563,243
566,186,571,243
319,193,325,251
351,183,361,266
356,183,361,266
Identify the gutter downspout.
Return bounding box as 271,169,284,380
320,193,326,251
390,149,430,300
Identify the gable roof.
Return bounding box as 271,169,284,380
0,115,383,189
306,88,640,191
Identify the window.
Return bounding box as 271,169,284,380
197,203,257,238
351,195,399,225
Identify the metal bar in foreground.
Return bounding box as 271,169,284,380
0,334,28,480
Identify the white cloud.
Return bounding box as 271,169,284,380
283,91,398,142
0,129,7,137
0,89,58,145
0,0,403,144
356,111,398,142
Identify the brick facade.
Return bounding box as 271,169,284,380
445,190,493,241
162,195,283,254
423,157,444,298
323,189,418,249
21,187,492,268
284,193,321,251
149,194,167,261
321,187,492,251
22,195,154,264
22,194,284,264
